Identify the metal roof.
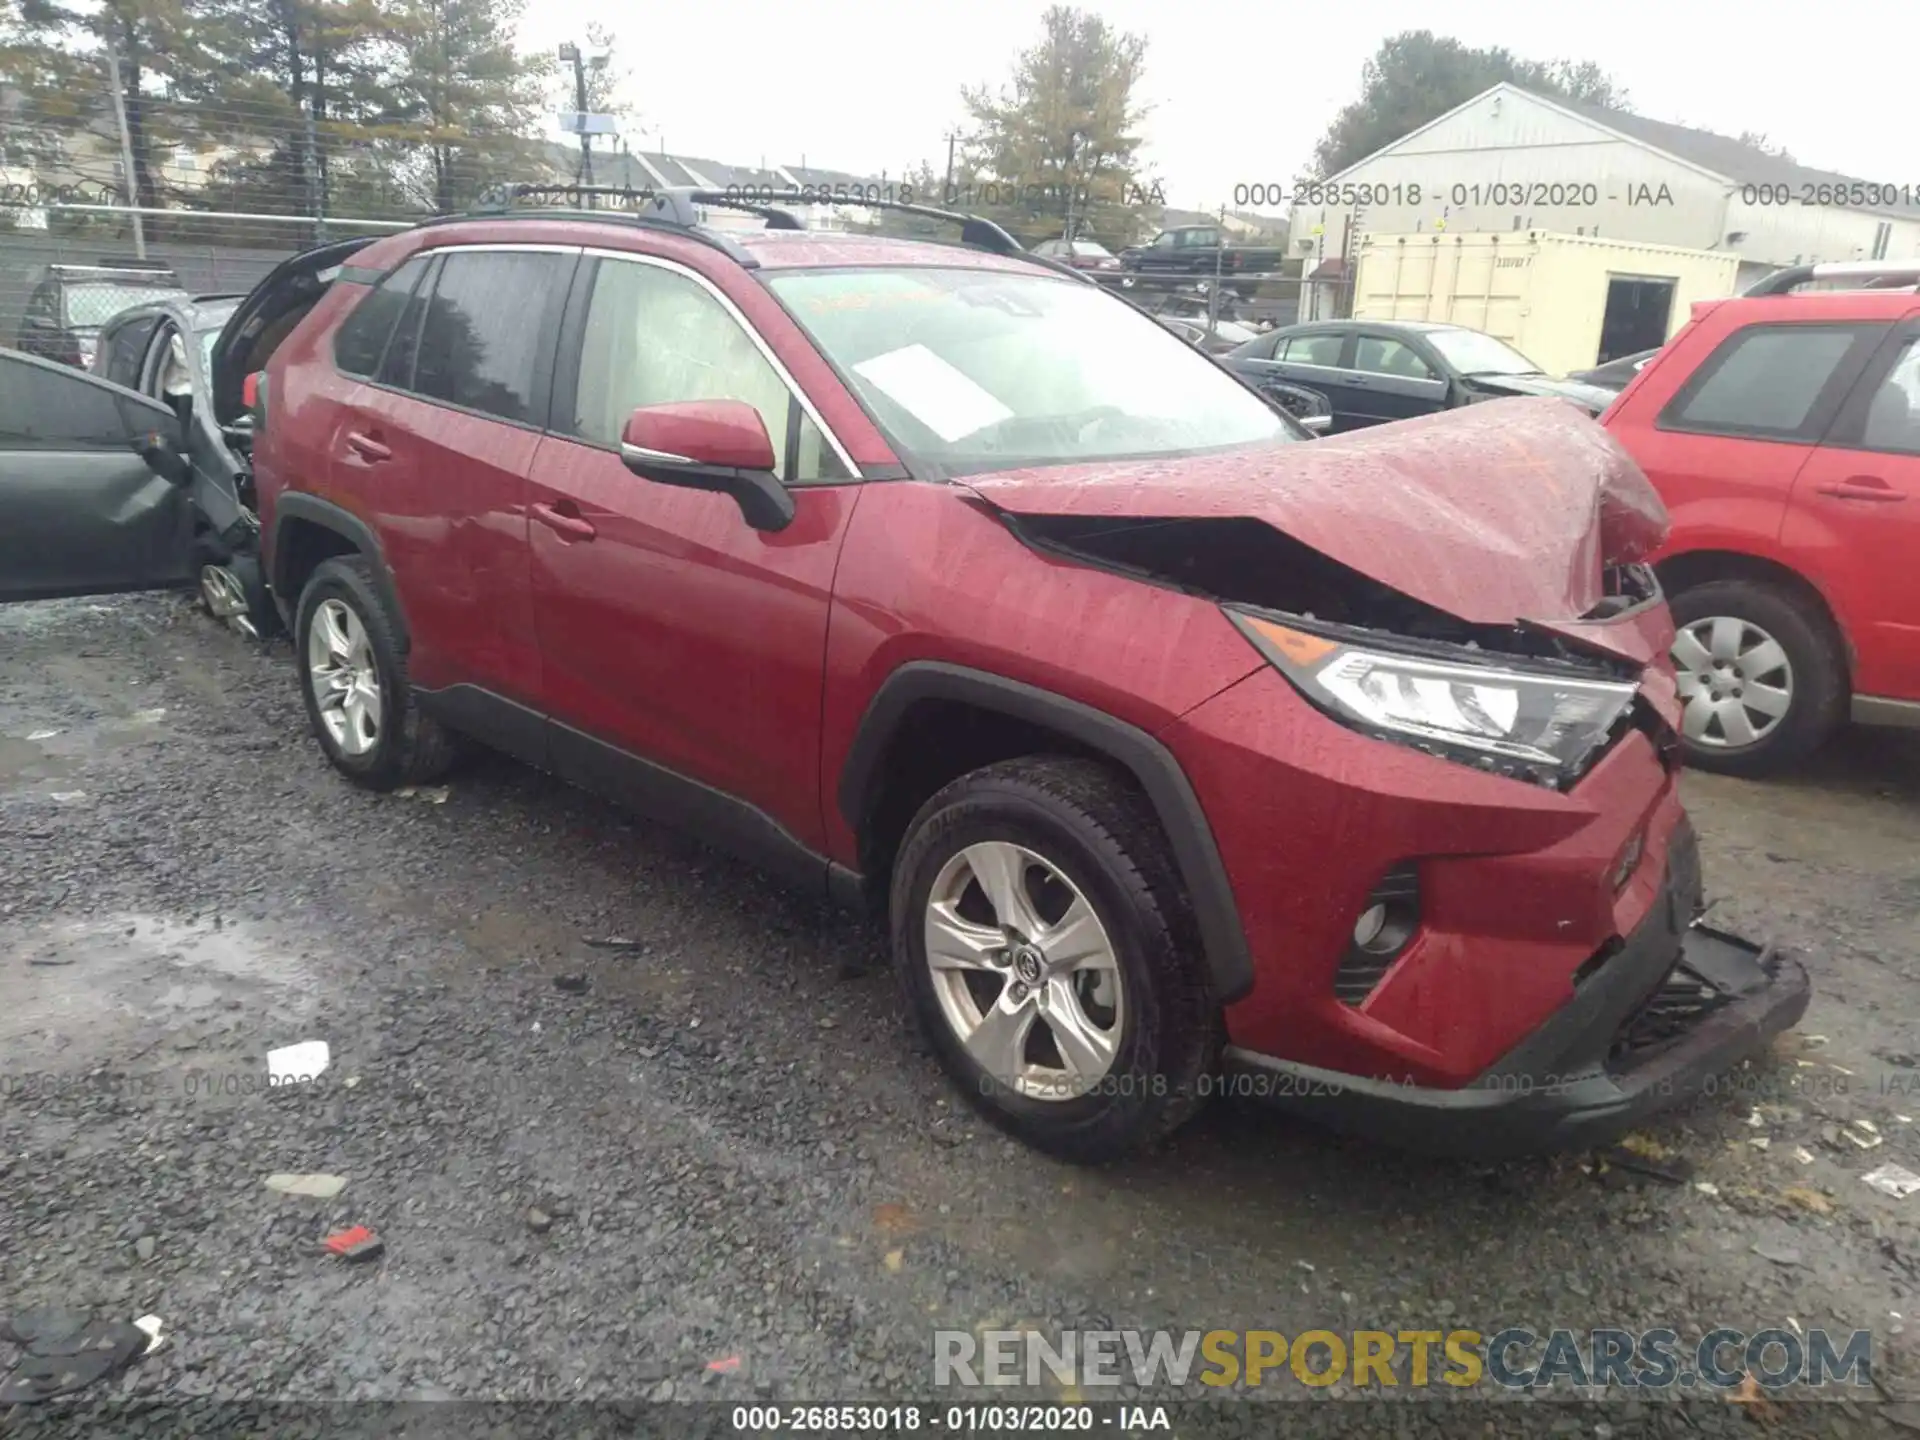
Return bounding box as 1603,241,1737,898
1531,90,1920,218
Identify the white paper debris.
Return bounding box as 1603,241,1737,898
27,729,60,741
1845,1120,1883,1149
264,1172,347,1198
395,785,451,804
132,708,167,723
1750,1137,1771,1151
133,1314,166,1355
1744,1109,1765,1128
852,344,1014,443
1793,1146,1816,1165
1862,1163,1920,1199
1694,1181,1721,1197
49,792,87,802
267,1040,331,1086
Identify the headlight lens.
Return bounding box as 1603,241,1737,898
1231,612,1638,786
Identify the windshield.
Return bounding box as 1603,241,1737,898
61,282,183,329
766,267,1296,475
1070,241,1113,258
1425,328,1543,377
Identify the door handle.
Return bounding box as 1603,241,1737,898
1344,374,1370,386
532,501,597,541
1815,475,1907,502
344,430,391,462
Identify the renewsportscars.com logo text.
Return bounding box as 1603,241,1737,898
934,1328,1874,1392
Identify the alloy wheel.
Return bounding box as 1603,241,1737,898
923,840,1125,1101
1671,615,1794,750
306,598,383,756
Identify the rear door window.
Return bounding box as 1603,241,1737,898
333,255,431,378
1279,332,1347,367
410,250,571,426
1659,323,1882,441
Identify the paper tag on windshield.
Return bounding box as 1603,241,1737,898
852,345,1013,443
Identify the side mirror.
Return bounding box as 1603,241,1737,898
619,400,795,533
138,432,193,487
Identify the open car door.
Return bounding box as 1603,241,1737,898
0,347,196,603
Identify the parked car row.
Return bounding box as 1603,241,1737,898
1223,320,1616,433
0,191,1833,1167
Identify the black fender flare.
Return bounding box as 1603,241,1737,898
266,493,410,651
838,661,1254,1004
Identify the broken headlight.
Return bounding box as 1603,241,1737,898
1230,612,1638,786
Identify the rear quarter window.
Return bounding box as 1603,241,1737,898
1657,322,1883,441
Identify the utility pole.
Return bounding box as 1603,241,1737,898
942,131,961,205
560,43,593,187
1062,130,1084,244
102,30,147,259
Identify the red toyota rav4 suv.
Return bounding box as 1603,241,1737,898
13,188,1803,1161
1604,261,1920,775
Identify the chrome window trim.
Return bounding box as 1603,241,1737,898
577,244,863,480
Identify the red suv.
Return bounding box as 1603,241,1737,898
1604,261,1920,774
0,189,1810,1161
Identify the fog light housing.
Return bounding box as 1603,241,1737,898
1334,865,1421,1007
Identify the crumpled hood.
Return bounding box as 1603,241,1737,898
961,396,1670,628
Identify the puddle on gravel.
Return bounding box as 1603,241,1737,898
1,913,321,1077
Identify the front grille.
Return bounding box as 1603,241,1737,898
1333,865,1421,1007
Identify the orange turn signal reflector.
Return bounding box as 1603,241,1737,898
1243,616,1339,668
242,372,260,407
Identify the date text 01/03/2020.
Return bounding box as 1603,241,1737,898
1232,181,1684,208
730,1404,1172,1432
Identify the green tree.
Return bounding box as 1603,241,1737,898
958,5,1160,249
1309,31,1629,180
193,0,391,221
375,0,550,212
3,0,223,210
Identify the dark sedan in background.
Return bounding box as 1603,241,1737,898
1224,319,1615,434
15,262,187,370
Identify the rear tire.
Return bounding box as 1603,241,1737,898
890,756,1217,1163
294,556,463,790
1667,578,1845,776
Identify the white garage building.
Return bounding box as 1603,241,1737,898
1290,83,1920,301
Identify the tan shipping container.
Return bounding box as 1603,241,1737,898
1352,230,1740,377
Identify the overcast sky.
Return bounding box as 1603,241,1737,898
519,0,1912,212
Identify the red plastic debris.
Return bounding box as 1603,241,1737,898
706,1355,741,1374
321,1226,385,1262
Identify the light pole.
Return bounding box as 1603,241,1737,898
559,42,611,188
1062,129,1085,244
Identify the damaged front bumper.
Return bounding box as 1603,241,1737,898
1219,827,1812,1158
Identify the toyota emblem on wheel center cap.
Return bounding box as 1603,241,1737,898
1011,945,1045,985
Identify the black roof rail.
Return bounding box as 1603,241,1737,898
421,187,767,268
681,187,1109,284
1743,260,1920,296
429,182,1101,284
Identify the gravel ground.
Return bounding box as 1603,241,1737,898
3,593,1919,1437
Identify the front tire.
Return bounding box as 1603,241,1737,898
890,757,1217,1163
294,556,462,790
1667,579,1845,777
